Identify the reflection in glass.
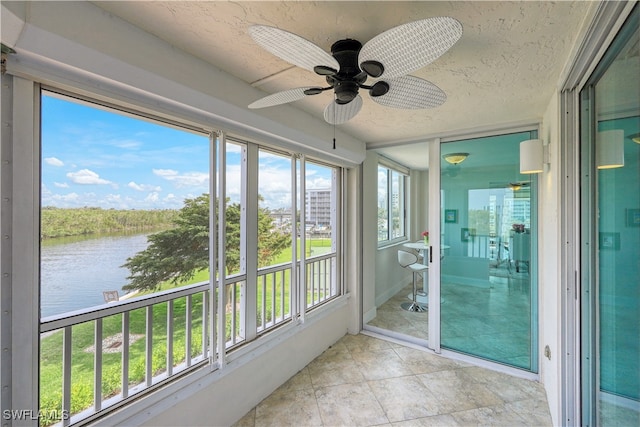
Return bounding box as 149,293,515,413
589,13,639,425
440,131,538,371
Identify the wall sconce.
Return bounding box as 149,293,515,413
596,129,624,169
520,139,548,174
443,152,469,165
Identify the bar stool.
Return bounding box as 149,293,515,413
398,250,429,312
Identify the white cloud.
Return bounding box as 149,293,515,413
128,181,161,192
44,157,64,167
153,168,209,189
67,169,112,185
111,139,142,149
54,182,69,188
52,192,80,202
153,168,178,178
306,177,331,190
144,192,159,203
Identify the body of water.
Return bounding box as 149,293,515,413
40,232,151,318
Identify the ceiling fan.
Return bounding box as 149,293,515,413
247,17,463,125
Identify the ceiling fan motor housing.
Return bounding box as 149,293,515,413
326,39,368,104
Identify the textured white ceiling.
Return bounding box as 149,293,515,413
91,1,593,168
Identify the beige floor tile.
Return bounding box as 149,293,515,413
392,347,467,375
315,382,389,426
449,404,528,426
277,367,313,393
352,348,415,381
391,414,460,426
504,398,553,426
417,369,504,413
307,352,365,389
255,387,322,427
240,334,552,427
457,366,544,403
341,333,395,353
314,340,350,360
368,376,444,422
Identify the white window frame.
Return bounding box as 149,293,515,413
4,77,348,426
377,157,409,247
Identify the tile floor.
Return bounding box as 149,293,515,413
366,263,533,369
233,334,552,427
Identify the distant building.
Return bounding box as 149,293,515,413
305,188,332,227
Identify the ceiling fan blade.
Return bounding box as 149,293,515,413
249,25,339,73
370,76,446,109
324,96,363,124
359,17,463,79
248,87,313,109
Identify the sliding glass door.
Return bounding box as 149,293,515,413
580,7,639,425
439,132,538,371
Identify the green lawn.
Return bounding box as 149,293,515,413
40,295,205,424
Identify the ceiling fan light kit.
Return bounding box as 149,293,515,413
247,17,463,124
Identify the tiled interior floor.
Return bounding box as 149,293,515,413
233,334,551,427
366,262,533,369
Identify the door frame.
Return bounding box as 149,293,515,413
558,2,636,425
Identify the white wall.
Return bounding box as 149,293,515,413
539,90,562,426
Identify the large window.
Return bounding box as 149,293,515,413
303,160,340,310
257,149,294,333
377,162,407,244
39,91,212,425
37,92,343,426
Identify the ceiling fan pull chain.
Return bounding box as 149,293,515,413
333,95,336,150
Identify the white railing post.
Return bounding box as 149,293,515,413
185,295,192,367
121,311,129,398
94,318,103,412
202,290,208,361
166,300,173,376
62,326,72,427
145,306,153,387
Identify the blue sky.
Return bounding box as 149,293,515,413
41,93,332,210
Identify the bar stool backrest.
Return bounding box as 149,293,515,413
398,250,418,268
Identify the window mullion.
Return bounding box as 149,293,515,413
387,169,392,241
290,154,299,318
217,132,227,368
244,144,258,341
8,76,40,420
299,156,306,320
208,131,217,366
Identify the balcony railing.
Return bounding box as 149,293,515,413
39,252,337,426
256,263,292,334
40,282,211,427
305,253,337,309
226,253,338,342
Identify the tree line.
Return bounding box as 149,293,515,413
41,206,178,239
